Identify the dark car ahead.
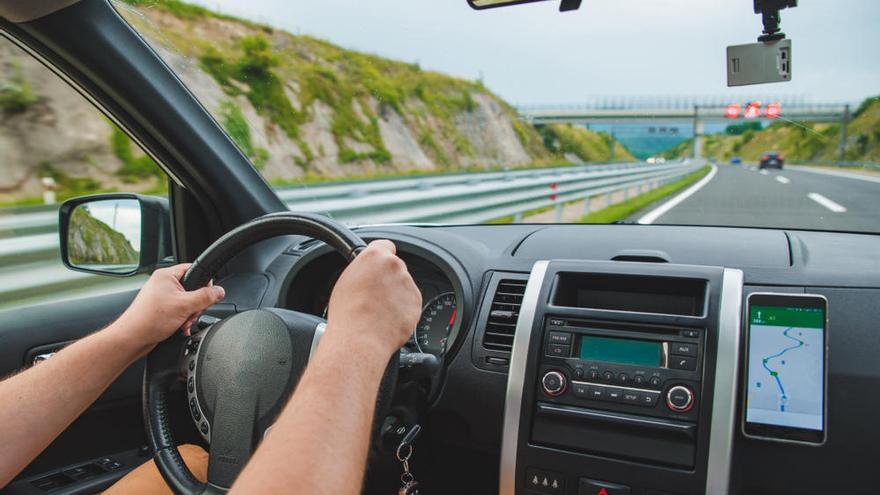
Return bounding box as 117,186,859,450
759,151,785,169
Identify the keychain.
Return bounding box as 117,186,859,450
396,424,421,495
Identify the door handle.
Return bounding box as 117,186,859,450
33,352,57,365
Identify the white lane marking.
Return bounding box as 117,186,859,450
808,193,847,213
775,176,791,184
759,170,769,175
638,164,718,224
789,165,880,184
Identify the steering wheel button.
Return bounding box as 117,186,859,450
200,422,209,434
188,359,195,371
189,398,201,421
187,377,195,393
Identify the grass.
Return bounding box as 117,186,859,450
580,166,711,224
111,126,165,182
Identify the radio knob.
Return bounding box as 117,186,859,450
541,371,567,397
666,385,695,413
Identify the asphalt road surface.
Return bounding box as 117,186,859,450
646,165,880,233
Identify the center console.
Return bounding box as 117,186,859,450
500,260,743,495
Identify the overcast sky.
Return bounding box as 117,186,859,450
190,0,879,106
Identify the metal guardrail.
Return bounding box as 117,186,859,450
0,161,698,310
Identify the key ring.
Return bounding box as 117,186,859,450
401,472,414,484
396,443,413,462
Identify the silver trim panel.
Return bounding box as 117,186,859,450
309,322,327,359
499,260,550,495
705,268,744,495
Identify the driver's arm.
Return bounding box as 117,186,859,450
230,240,422,495
0,264,224,488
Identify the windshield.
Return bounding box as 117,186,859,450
116,0,879,232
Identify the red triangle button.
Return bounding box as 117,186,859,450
597,489,609,495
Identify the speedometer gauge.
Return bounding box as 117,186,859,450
415,292,456,356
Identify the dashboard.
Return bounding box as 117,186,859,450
282,245,464,357
223,223,880,495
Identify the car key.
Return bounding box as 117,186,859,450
396,424,421,495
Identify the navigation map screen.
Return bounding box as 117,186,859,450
745,296,826,442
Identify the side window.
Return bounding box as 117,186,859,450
0,36,162,311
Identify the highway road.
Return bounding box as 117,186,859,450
641,165,880,232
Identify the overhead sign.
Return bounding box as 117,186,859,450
744,101,762,119
725,103,741,118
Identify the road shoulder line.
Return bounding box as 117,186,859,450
789,166,880,184
637,164,718,225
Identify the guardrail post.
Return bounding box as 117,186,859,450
554,203,563,222
583,194,591,216
514,212,523,223
605,192,612,208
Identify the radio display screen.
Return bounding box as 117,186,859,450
579,335,662,367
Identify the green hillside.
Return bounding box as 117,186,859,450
662,96,880,162
538,124,636,163
68,207,139,266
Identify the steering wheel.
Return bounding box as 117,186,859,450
143,212,397,494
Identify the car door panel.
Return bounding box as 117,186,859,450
0,289,147,483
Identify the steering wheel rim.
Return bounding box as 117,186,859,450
143,212,373,494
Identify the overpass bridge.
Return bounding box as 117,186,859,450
517,96,853,159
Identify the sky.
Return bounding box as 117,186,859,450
188,0,879,106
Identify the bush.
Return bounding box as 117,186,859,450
111,126,164,182
0,68,38,114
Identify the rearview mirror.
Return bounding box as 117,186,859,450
468,0,581,11
59,194,173,277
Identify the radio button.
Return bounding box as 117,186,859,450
639,391,660,407
573,367,585,379
548,318,566,327
681,329,700,338
588,369,600,380
649,376,662,388
618,373,630,384
667,385,695,412
587,386,605,400
602,371,615,381
548,332,572,345
605,387,624,402
542,371,567,397
670,342,697,357
621,391,640,404
546,344,571,358
572,382,590,398
669,356,697,371
633,375,645,385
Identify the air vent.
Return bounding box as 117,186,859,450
482,279,528,352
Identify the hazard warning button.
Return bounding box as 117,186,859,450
578,478,631,495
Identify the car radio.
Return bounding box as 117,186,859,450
536,317,704,421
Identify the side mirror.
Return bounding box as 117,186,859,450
59,194,173,277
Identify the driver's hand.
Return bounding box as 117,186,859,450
325,240,422,357
115,264,225,348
